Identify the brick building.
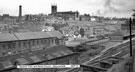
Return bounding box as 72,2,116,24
0,31,65,57
0,31,80,72
65,21,105,36
109,30,124,42
50,5,79,20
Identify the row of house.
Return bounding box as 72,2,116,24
0,45,80,72
60,21,108,37
60,20,126,38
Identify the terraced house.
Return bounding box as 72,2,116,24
0,31,80,72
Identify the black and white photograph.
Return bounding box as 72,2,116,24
0,0,135,72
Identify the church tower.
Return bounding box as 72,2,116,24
51,4,57,14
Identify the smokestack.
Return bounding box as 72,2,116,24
19,5,22,20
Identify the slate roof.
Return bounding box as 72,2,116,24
30,55,41,62
14,32,51,40
104,25,117,31
16,58,29,65
46,31,64,38
0,45,77,71
111,30,125,36
0,33,18,42
0,31,64,42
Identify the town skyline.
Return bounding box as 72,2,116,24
0,0,134,18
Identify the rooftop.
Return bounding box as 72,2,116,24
66,37,97,47
0,31,63,42
104,25,117,31
67,21,105,27
0,45,76,71
111,30,125,36
56,11,79,14
0,33,18,42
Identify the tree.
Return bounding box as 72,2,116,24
80,27,85,37
74,30,80,36
45,23,50,26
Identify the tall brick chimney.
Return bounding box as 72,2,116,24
19,5,22,21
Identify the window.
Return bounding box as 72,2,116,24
32,40,35,46
59,40,62,45
42,39,45,45
23,41,27,48
53,38,56,44
2,52,6,56
5,43,9,50
50,39,52,44
2,44,5,49
18,42,21,48
13,51,16,54
52,38,55,44
12,42,16,49
38,40,41,45
19,51,21,53
37,40,39,45
45,39,47,44
15,42,19,48
20,42,22,48
0,43,2,50
9,42,12,49
35,40,37,46
55,39,59,45
46,39,48,45
41,39,43,45
44,39,47,45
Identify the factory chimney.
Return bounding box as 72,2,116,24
19,5,22,21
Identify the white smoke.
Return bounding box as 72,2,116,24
97,0,135,16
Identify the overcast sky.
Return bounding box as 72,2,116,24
0,0,134,17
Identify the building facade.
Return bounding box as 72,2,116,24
109,30,124,42
50,5,79,20
0,31,65,57
0,31,81,72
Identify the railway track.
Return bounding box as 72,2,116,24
64,38,135,72
86,39,135,65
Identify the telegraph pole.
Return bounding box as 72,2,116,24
129,18,132,57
